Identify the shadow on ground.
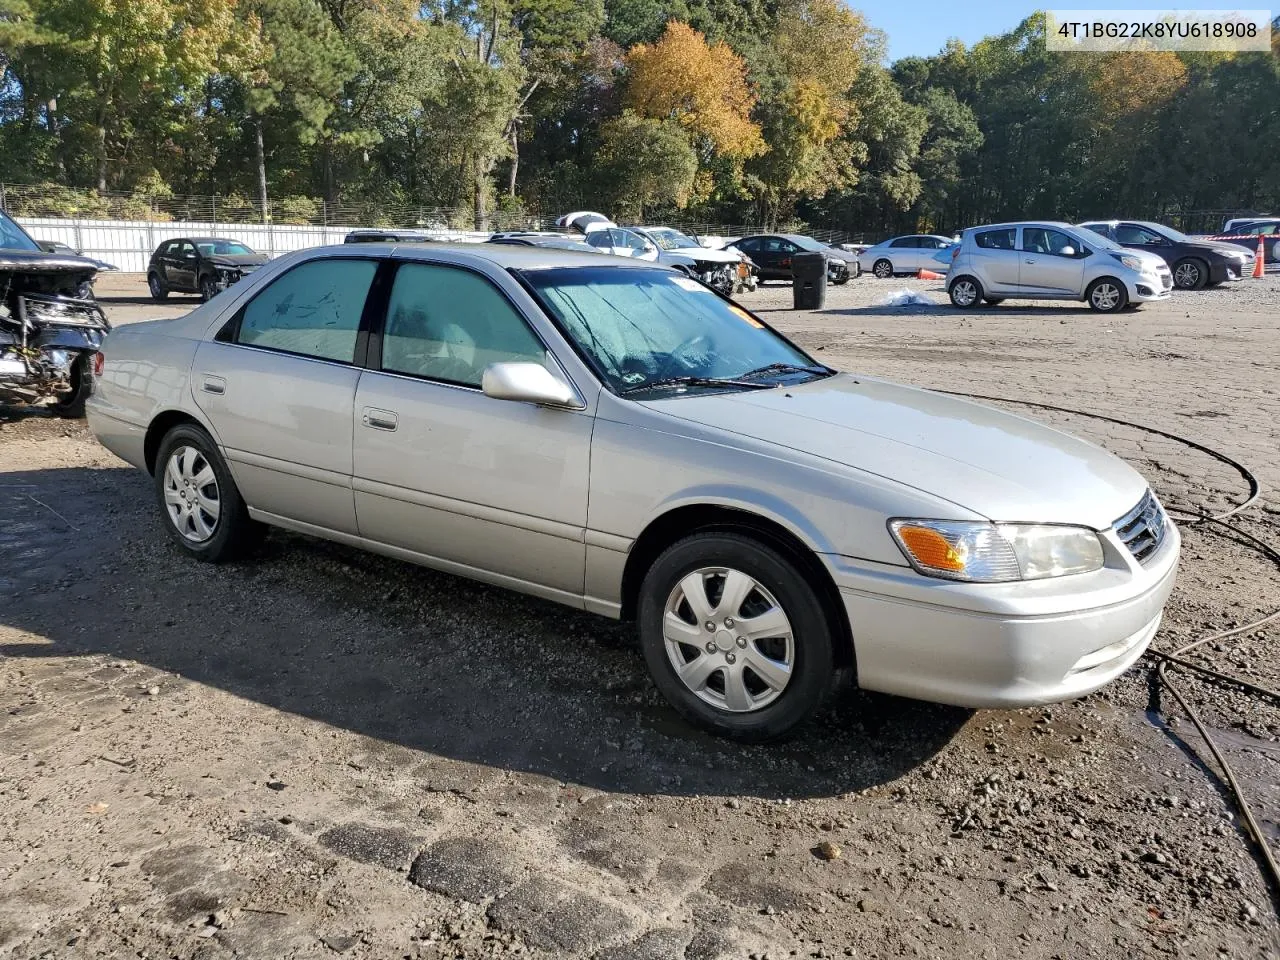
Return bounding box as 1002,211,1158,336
0,464,969,800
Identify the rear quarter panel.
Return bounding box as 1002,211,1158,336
86,322,206,471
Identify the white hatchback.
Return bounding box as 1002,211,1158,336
947,221,1173,312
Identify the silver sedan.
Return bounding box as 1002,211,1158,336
86,244,1179,741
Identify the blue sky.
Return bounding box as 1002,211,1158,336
866,0,1266,60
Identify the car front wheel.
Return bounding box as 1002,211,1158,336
638,532,839,742
1086,277,1128,312
199,274,219,302
155,424,262,562
872,258,893,279
949,275,983,308
1172,258,1207,290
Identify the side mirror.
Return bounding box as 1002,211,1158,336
1060,246,1076,257
482,362,581,409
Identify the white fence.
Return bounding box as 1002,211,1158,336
13,217,490,273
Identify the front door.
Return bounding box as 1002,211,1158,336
191,256,380,533
351,260,592,601
171,241,200,292
1018,226,1086,296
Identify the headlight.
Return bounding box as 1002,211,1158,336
889,519,1105,582
1114,254,1144,272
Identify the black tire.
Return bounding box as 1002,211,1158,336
1172,258,1208,290
831,273,850,286
1086,277,1128,312
872,258,893,279
51,353,93,419
983,297,1005,305
948,275,983,308
637,532,839,742
199,273,219,302
148,272,168,301
154,423,262,562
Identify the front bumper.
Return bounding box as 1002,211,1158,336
1127,267,1173,301
827,519,1180,708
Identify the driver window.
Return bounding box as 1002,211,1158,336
1115,224,1160,245
620,230,648,252
1022,228,1078,257
381,263,547,387
180,242,198,259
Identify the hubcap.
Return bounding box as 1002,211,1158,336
953,280,976,306
1092,283,1120,310
162,445,220,543
1174,263,1199,288
663,567,794,713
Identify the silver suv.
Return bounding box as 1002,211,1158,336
947,221,1173,312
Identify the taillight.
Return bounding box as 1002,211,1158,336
950,247,960,261
92,351,104,377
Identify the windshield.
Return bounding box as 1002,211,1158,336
519,266,826,396
1134,221,1188,243
197,240,255,256
786,235,826,252
646,228,699,251
0,212,41,252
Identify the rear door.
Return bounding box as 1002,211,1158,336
971,227,1021,293
1018,227,1086,296
191,256,381,534
889,236,920,271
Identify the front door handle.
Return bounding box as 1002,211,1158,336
201,375,226,395
362,407,398,431
1024,258,1038,264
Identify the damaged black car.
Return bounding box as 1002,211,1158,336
0,209,108,418
146,236,269,302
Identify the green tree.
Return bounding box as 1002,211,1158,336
592,109,697,217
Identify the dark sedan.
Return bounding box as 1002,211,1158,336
1079,220,1254,289
1208,218,1280,266
147,237,269,301
727,234,853,284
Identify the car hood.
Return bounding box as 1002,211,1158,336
642,373,1147,529
1184,239,1251,258
209,254,269,268
672,247,740,264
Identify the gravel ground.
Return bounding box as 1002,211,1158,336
1,271,1278,959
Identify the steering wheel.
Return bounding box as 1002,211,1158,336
654,334,713,381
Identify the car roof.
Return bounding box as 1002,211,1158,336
308,242,646,271
966,221,1080,232
183,236,252,244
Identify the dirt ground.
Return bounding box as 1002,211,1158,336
2,270,1279,960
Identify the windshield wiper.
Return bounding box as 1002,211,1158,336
619,375,774,396
739,362,834,380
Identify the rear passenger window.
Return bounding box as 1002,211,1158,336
975,229,1016,250
381,263,547,387
890,237,918,248
236,259,377,363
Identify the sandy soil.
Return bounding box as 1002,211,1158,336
2,271,1278,959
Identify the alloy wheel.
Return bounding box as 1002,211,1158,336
1091,282,1121,311
662,567,794,713
951,279,977,306
162,445,221,542
873,259,892,279
1173,262,1200,288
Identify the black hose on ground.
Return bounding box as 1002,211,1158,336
943,390,1280,914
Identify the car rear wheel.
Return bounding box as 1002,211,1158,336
155,424,262,562
1172,258,1207,290
147,272,168,301
949,276,982,308
872,258,893,279
637,532,838,742
1086,277,1127,312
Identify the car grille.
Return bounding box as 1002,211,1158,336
1113,490,1168,564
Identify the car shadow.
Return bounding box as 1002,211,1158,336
0,465,971,800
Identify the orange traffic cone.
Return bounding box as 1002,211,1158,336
917,268,944,280
1253,235,1265,278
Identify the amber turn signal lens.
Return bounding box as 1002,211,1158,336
895,525,966,572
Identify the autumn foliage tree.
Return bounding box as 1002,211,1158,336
623,21,764,162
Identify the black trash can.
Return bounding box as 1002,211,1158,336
792,252,828,310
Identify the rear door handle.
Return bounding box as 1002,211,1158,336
201,375,225,395
362,407,398,431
